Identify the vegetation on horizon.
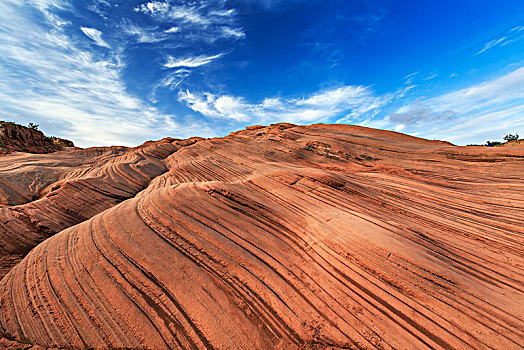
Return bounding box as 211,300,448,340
503,133,519,142
27,122,39,130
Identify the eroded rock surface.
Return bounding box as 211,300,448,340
0,137,200,278
0,122,73,155
0,124,522,349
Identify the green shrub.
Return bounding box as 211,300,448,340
28,122,39,130
504,133,519,142
485,141,502,147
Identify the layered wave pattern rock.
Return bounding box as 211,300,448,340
0,138,199,278
0,122,73,155
0,124,522,349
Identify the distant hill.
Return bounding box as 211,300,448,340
502,139,524,147
0,121,74,155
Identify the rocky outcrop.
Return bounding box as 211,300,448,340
0,124,522,349
502,139,524,147
0,122,73,155
0,137,201,279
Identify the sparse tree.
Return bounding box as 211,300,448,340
503,133,519,142
28,122,39,130
485,141,502,147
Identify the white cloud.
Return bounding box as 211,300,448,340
221,27,245,39
178,91,248,121
178,85,388,124
477,37,506,55
164,26,180,33
154,69,191,94
297,86,371,107
164,53,225,68
3,0,522,149
429,67,524,113
403,72,418,80
394,124,405,132
127,0,244,88
424,73,438,81
80,27,111,48
177,91,243,120
134,0,245,41
477,25,524,54
121,22,168,43
0,0,248,147
136,1,212,25
135,1,170,15
0,0,212,147
179,66,524,145
387,67,524,144
88,0,111,20
210,9,237,17
125,0,245,92
167,6,210,25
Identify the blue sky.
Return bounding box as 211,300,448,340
1,0,523,147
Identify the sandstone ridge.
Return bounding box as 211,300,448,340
0,124,522,349
0,121,74,155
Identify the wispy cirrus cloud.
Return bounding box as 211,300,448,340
121,21,168,43
385,67,524,143
221,27,245,39
80,26,110,48
177,66,524,145
134,0,243,35
88,0,111,19
0,0,249,146
0,0,215,147
158,69,190,90
476,25,524,54
425,67,524,113
423,73,438,81
178,85,389,124
164,53,226,68
3,0,522,149
127,0,245,90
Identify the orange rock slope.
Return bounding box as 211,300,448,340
0,121,74,155
0,124,523,349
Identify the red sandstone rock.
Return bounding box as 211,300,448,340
0,124,522,349
0,122,73,155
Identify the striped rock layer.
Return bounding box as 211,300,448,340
0,124,523,349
